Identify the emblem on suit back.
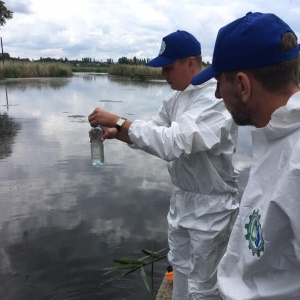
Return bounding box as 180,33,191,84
245,209,265,257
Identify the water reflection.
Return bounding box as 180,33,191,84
0,74,252,299
2,77,71,91
0,113,21,159
0,74,173,300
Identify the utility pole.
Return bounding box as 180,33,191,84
0,37,4,64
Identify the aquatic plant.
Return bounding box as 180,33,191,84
101,248,169,292
0,61,73,79
71,65,109,73
108,64,162,80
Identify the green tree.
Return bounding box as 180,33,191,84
0,1,13,27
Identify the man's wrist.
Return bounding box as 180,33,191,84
115,117,127,132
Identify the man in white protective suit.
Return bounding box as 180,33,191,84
88,30,239,299
192,12,300,300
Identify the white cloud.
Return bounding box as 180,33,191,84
1,0,300,62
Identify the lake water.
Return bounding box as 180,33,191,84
0,73,252,300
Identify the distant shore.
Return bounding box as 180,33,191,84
0,61,73,79
0,61,162,80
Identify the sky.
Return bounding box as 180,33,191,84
1,0,300,63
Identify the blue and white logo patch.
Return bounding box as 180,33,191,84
245,209,265,257
159,40,166,55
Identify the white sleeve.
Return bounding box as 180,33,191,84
128,85,234,161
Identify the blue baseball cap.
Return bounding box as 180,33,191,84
146,30,201,67
192,12,300,85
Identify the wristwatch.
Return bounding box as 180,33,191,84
115,117,127,131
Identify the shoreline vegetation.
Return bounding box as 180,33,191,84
1,61,300,82
108,64,162,80
0,61,163,80
0,61,73,79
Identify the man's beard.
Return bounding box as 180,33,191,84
228,90,252,126
232,109,252,126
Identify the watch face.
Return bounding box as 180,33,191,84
116,118,126,126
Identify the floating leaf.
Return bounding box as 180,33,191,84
100,247,170,289
102,263,140,271
113,258,144,265
141,249,162,258
100,266,141,286
140,265,150,292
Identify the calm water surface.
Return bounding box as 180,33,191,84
0,73,252,300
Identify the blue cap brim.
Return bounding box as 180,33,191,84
146,56,176,67
191,66,219,85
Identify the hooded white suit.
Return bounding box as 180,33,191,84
128,79,239,299
218,91,300,300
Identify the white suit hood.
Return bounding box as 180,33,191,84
266,93,300,139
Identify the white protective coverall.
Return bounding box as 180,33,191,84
128,79,239,299
218,91,300,300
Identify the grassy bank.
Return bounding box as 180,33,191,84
108,64,162,80
0,61,73,79
71,65,109,73
0,61,162,80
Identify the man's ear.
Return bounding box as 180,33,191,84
236,72,251,103
187,57,195,68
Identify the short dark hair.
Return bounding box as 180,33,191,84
178,55,202,68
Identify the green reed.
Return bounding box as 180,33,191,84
108,64,162,80
0,61,73,79
71,65,109,73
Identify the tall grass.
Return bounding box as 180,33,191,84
0,61,73,79
108,64,162,80
72,65,109,73
0,62,163,80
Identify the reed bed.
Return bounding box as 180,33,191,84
108,64,162,80
72,65,109,73
0,61,73,79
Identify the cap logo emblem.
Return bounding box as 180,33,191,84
159,40,166,55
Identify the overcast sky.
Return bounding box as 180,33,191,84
1,0,300,63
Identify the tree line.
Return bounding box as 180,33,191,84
0,53,158,66
0,53,211,67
